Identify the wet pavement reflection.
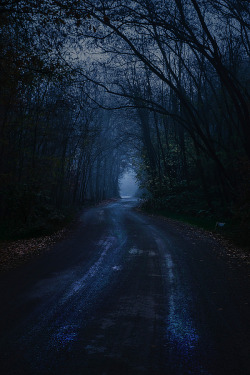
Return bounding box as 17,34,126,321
0,198,249,375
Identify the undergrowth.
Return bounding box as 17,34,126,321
141,193,250,250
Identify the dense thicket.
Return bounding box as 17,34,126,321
0,1,122,237
79,0,250,228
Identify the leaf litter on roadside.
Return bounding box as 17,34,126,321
0,229,66,272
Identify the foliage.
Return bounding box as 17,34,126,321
0,1,124,239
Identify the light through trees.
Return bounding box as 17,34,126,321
0,0,249,239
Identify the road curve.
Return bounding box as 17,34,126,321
0,198,249,375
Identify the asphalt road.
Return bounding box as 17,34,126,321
0,198,249,375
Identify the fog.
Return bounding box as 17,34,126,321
119,171,139,198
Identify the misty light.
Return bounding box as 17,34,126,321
119,171,139,198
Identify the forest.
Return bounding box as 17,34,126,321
0,0,249,244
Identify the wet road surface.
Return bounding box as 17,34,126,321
0,198,249,375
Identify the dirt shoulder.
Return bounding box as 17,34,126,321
136,207,250,271
0,198,119,273
0,228,67,272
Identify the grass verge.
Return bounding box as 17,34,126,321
142,207,250,251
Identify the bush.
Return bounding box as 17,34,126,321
0,183,67,240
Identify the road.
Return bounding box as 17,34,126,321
0,198,249,375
